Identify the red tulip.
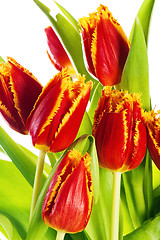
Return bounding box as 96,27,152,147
42,149,93,233
0,57,42,134
92,87,147,172
45,26,75,74
79,5,130,86
143,110,160,170
27,68,92,152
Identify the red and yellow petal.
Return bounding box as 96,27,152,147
8,57,43,125
45,26,74,72
27,69,92,152
42,150,93,233
95,111,129,171
79,5,130,86
143,110,160,170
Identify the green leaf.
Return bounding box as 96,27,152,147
26,158,61,240
87,136,99,203
0,160,32,239
86,169,113,240
124,213,160,240
0,56,5,63
88,83,103,124
76,111,92,139
122,162,147,229
120,18,150,111
53,1,80,31
0,126,47,186
130,0,155,45
0,214,21,240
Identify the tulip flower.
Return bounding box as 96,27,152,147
0,57,43,134
45,26,75,74
93,87,147,172
92,87,147,240
42,149,93,235
79,5,130,86
27,68,92,152
143,110,160,170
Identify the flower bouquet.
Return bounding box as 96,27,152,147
0,0,160,240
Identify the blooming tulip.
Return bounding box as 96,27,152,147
27,68,92,152
0,57,42,134
79,5,130,86
42,149,93,233
143,110,160,170
45,26,74,74
92,87,147,172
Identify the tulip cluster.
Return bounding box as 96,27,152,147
0,1,158,240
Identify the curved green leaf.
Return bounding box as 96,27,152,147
26,158,61,240
86,169,113,240
0,160,32,239
0,56,5,63
53,1,80,31
88,83,103,124
87,136,99,203
120,17,150,111
130,0,155,45
0,214,21,240
0,126,47,186
124,213,160,240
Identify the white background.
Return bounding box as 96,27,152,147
0,0,159,238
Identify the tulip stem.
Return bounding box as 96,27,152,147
29,150,46,223
56,231,65,240
110,172,121,240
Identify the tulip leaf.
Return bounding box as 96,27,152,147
124,213,160,240
26,157,62,240
33,0,98,88
122,165,147,229
87,136,99,204
129,0,155,45
0,56,5,63
0,214,22,240
88,83,103,124
0,126,47,186
120,17,150,111
53,1,80,31
76,111,92,139
0,160,32,239
86,169,113,240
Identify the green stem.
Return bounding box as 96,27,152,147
56,231,65,240
110,172,121,240
29,150,46,222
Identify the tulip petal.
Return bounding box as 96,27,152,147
8,57,43,124
95,111,128,171
27,69,92,152
42,150,93,233
0,64,27,133
45,26,73,71
91,13,129,86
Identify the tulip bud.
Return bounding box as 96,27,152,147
93,87,147,172
79,5,130,86
27,68,92,152
42,149,93,233
143,110,160,170
0,57,42,134
45,26,75,75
